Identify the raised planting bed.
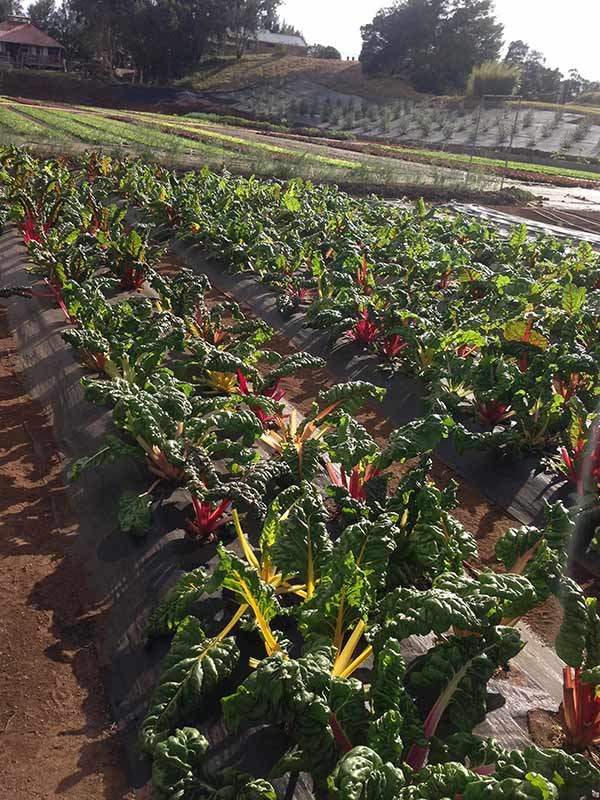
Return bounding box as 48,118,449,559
2,147,600,799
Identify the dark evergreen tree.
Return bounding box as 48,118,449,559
360,0,503,94
504,40,563,100
0,0,23,20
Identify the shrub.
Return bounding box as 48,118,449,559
307,44,341,60
573,116,593,142
466,61,520,99
522,109,534,128
577,91,600,106
561,130,576,151
541,120,554,138
495,121,508,145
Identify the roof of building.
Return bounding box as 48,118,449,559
255,30,306,48
0,17,64,49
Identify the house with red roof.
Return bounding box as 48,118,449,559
0,15,66,71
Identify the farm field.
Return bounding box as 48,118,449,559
3,145,600,798
201,68,600,160
3,97,600,200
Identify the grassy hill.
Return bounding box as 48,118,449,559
179,55,417,100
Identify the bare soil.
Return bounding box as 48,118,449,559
0,305,132,799
528,709,566,749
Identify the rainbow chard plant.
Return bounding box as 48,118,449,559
70,375,266,537
548,397,600,497
138,488,598,800
106,225,161,291
261,381,385,481
554,580,600,751
235,352,323,428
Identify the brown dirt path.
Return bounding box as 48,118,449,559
0,305,132,799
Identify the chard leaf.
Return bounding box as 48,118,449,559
305,381,386,424
429,732,508,770
409,628,524,734
140,617,239,754
371,637,406,717
411,762,478,797
503,319,549,350
554,578,590,668
69,434,143,482
495,525,542,572
281,435,322,482
152,727,276,800
324,414,379,472
367,709,404,766
119,490,152,536
375,586,483,644
223,648,346,782
462,774,557,799
261,352,324,387
380,414,453,468
477,572,538,620
562,283,587,315
302,514,399,640
258,484,303,553
327,746,406,799
268,481,332,595
208,547,281,655
144,568,207,640
299,551,369,641
495,744,600,800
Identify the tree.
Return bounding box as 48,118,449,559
123,0,230,81
0,0,22,20
68,0,133,67
227,0,281,58
271,17,303,37
28,0,55,29
562,68,590,102
504,39,563,100
308,44,341,60
360,0,503,94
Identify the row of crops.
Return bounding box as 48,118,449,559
2,146,600,798
0,101,362,178
113,151,600,511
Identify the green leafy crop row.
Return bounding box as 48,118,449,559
2,146,600,799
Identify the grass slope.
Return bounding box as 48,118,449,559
179,54,416,99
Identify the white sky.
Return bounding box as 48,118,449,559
278,0,600,79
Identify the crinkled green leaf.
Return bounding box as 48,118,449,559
152,727,276,800
118,490,152,536
144,569,207,640
140,617,239,754
327,746,406,799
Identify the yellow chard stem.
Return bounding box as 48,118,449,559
236,575,280,656
217,603,248,641
232,509,260,570
306,533,315,599
332,619,366,677
339,644,373,679
333,590,347,652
